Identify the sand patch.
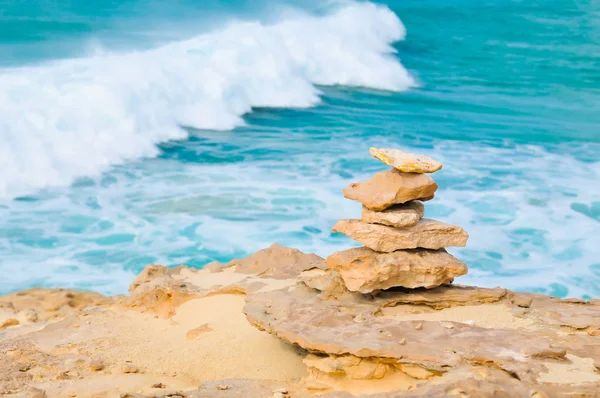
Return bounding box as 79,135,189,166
70,294,307,383
378,303,538,330
538,354,600,384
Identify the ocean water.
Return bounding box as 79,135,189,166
1,0,599,298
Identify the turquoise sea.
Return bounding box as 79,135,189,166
1,0,599,298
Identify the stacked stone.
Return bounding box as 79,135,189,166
326,147,469,294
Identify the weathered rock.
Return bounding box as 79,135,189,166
508,291,600,332
343,170,437,211
127,265,197,318
325,247,467,293
0,318,19,329
126,245,324,317
203,261,229,273
0,288,110,323
361,201,424,228
332,219,469,252
244,283,600,387
377,284,507,309
299,268,348,298
88,358,104,371
369,147,442,173
227,243,326,279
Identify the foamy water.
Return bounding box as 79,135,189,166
1,0,599,298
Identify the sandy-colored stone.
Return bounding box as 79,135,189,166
507,291,600,332
325,247,467,293
332,219,468,252
369,148,442,173
299,268,347,298
361,201,424,228
343,170,437,211
227,243,326,279
377,284,508,309
3,245,600,397
88,358,105,371
0,318,19,329
244,283,600,388
0,288,110,324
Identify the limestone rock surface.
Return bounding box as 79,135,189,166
343,170,437,211
369,147,442,173
333,219,468,252
244,283,600,392
227,243,326,279
3,245,600,397
0,288,110,324
325,247,467,293
361,201,424,228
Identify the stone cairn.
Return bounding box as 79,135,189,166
326,147,469,294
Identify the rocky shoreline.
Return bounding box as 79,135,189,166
2,149,599,397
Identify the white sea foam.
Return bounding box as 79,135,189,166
0,1,413,199
1,134,599,298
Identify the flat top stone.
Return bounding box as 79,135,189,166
369,147,442,173
332,218,469,252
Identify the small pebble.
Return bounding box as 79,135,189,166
151,382,165,388
88,359,104,371
216,384,228,390
25,309,38,322
120,363,139,374
353,314,366,323
441,322,454,329
398,338,406,345
414,322,423,330
17,363,31,372
0,318,19,329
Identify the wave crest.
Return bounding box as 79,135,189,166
0,2,413,199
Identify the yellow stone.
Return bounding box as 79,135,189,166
369,147,442,173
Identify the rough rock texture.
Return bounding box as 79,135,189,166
3,245,600,397
245,282,600,395
325,247,468,293
333,219,469,252
125,244,322,318
0,255,308,397
343,170,437,211
0,288,111,327
299,268,348,298
361,201,424,228
227,243,326,279
369,147,443,173
377,284,508,309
